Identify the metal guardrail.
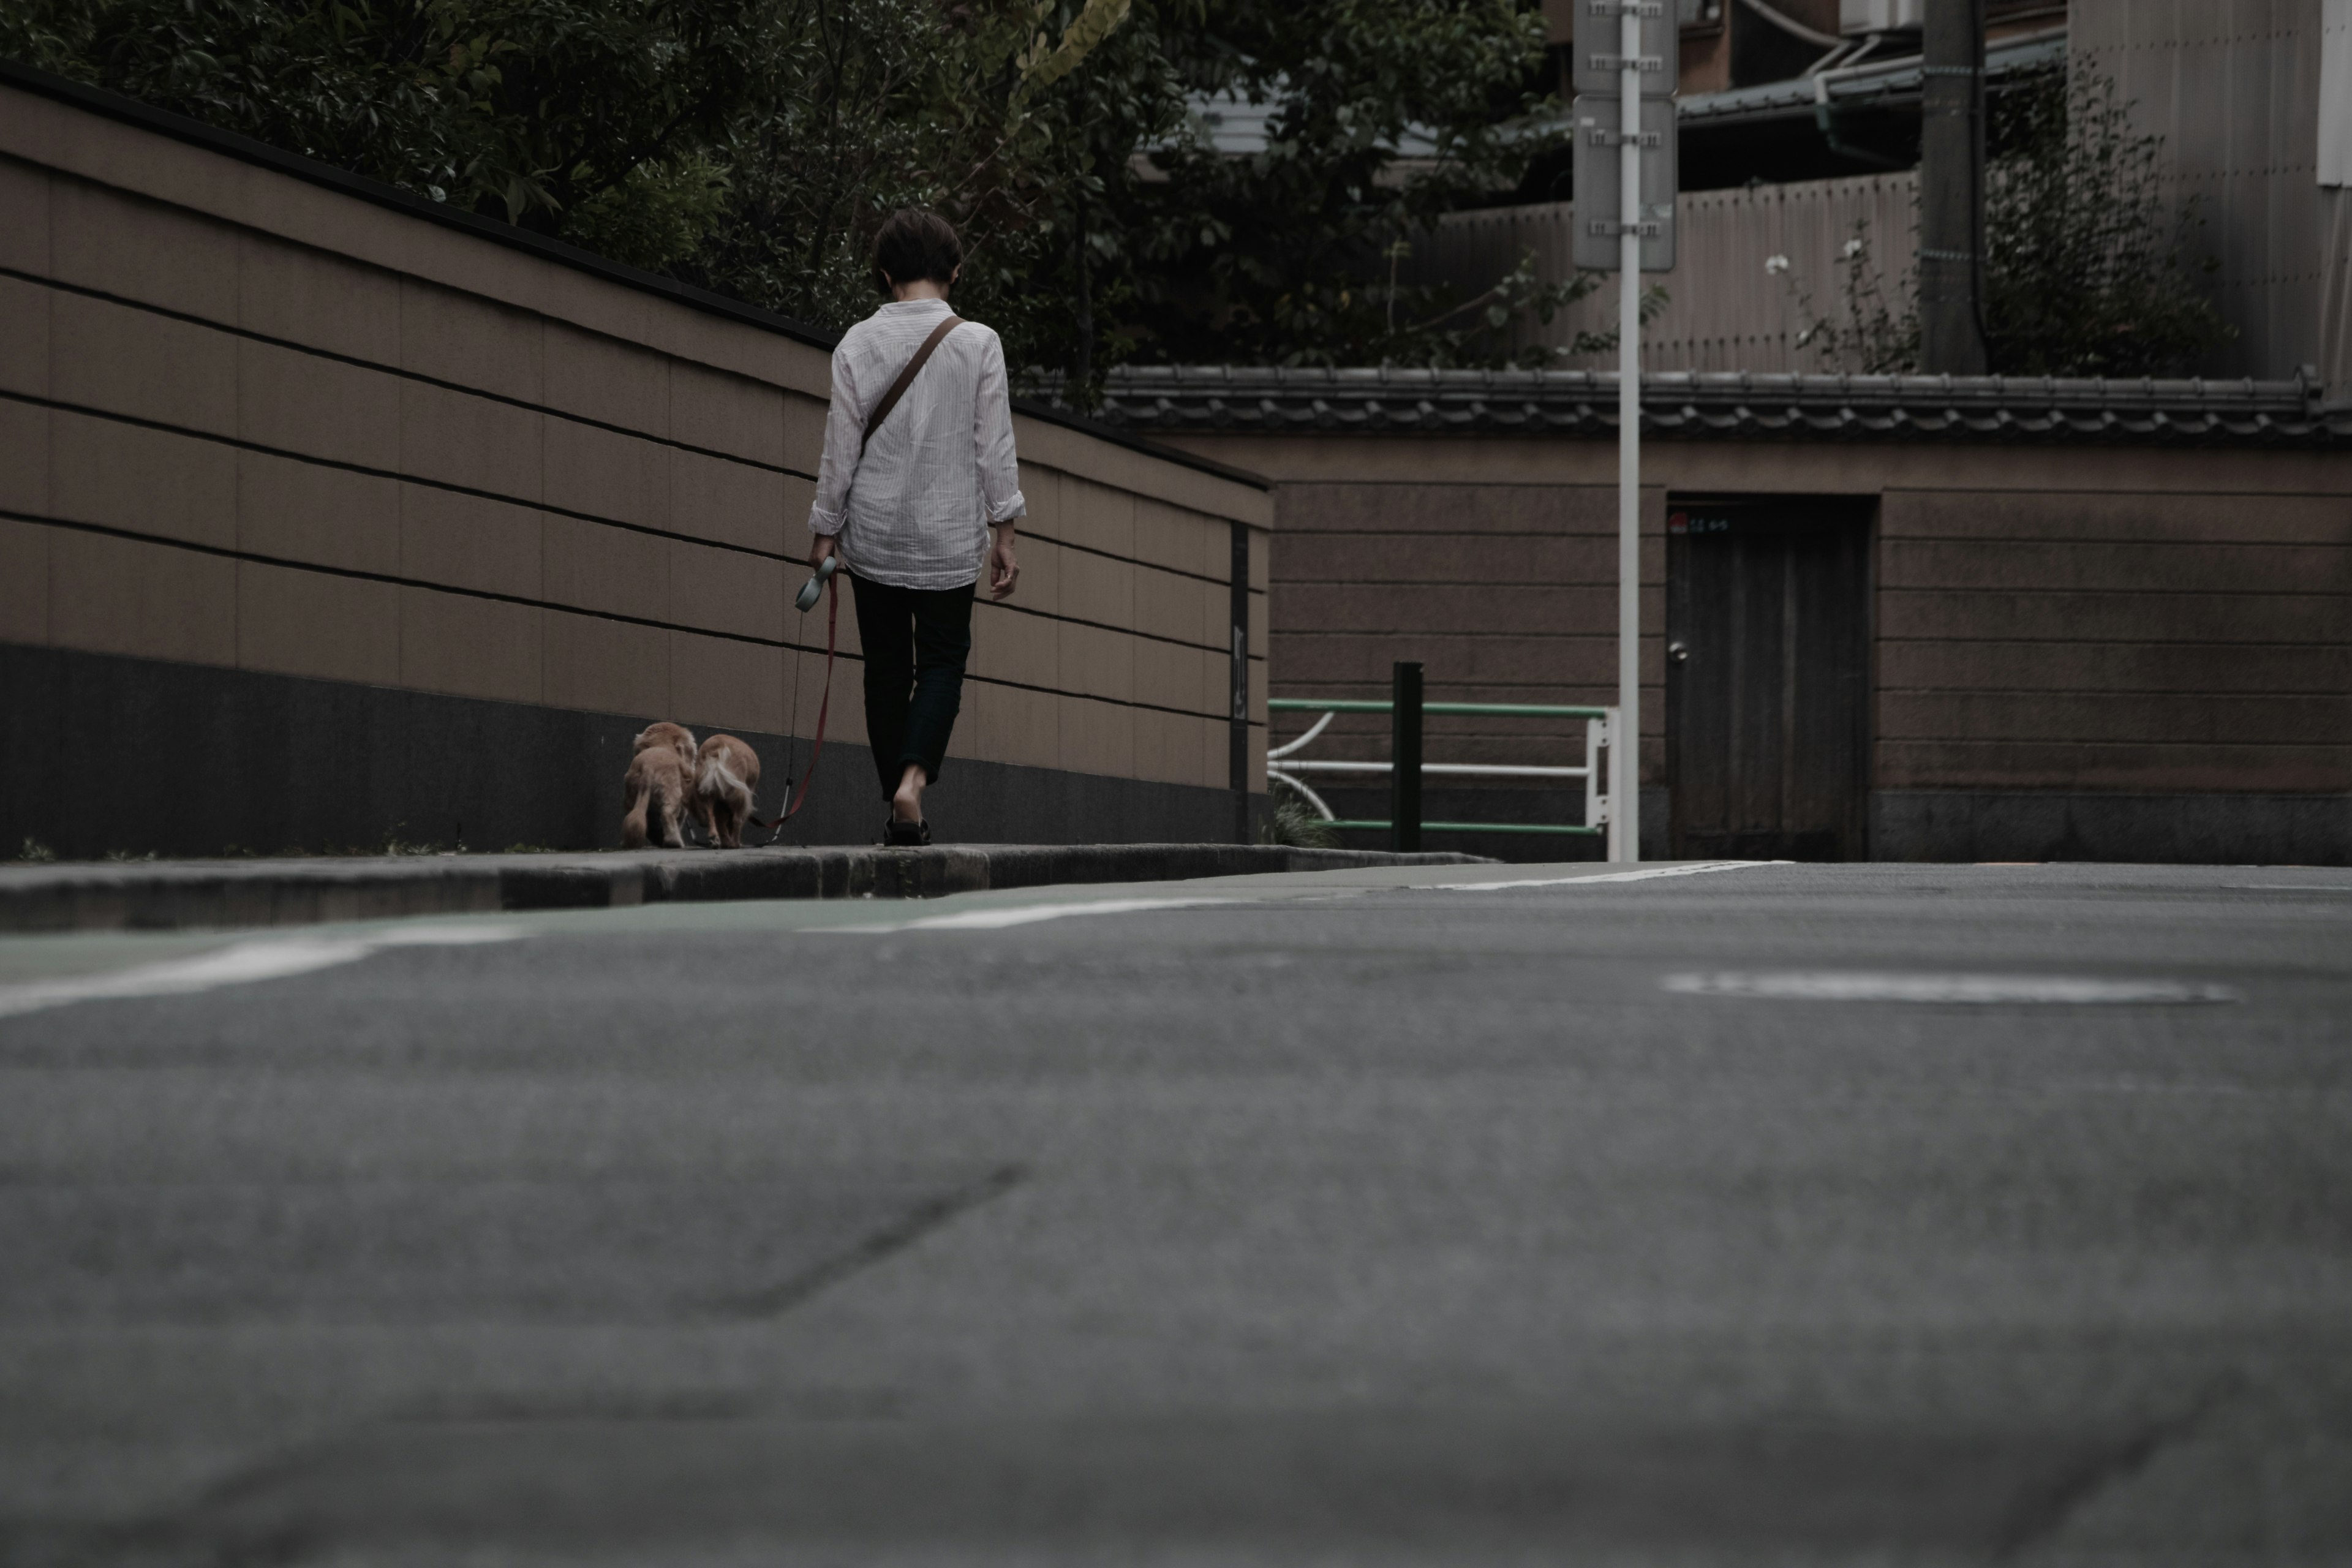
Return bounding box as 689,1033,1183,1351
1268,684,1621,859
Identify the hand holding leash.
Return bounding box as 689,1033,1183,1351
797,549,839,612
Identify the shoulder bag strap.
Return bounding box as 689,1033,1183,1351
859,314,963,456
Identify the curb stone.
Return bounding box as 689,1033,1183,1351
0,844,1490,933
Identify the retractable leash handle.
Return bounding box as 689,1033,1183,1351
756,560,841,841
795,552,839,613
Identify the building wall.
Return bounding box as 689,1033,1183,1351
1412,173,1920,372
2073,0,2328,381
1163,431,2352,864
0,74,1269,857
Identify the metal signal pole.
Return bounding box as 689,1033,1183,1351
1616,1,1642,863
1574,0,1673,861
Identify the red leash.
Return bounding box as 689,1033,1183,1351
759,572,837,840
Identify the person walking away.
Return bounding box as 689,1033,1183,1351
806,209,1023,846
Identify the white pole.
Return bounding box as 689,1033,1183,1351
1615,4,1642,862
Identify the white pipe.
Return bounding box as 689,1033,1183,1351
1802,36,1864,78
1812,23,2070,107
1737,0,1842,49
1282,762,1591,779
1266,708,1336,761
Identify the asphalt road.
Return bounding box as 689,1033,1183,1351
2,859,2350,1566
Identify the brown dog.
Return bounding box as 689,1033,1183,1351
620,722,698,848
694,734,763,848
633,722,698,774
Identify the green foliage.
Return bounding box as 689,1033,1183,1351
0,0,760,231
1773,226,1917,375
1112,0,1564,372
1779,67,2230,378
1264,782,1340,848
1374,245,1613,371
1980,69,2230,377
0,0,1568,382
1014,0,1132,105
565,152,733,271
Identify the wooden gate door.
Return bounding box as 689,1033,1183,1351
1665,497,1871,861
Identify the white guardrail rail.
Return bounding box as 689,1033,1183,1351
1266,699,1621,858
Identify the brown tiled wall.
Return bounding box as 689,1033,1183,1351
0,80,1269,805
1164,434,2352,809
1874,489,2352,794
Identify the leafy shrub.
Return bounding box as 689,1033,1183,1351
1778,66,2230,377
1265,780,1340,848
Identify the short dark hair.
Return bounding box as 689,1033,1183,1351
873,209,962,295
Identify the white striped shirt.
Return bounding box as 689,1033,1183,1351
807,298,1027,591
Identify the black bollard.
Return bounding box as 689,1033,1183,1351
1390,661,1423,854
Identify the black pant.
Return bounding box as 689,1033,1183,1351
850,573,976,799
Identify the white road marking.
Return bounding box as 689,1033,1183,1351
1662,971,2239,1005
0,925,526,1020
1426,861,1786,892
2223,884,2352,894
825,898,1237,933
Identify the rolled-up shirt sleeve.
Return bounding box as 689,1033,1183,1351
974,329,1026,524
808,344,865,537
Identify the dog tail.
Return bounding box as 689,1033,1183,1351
700,754,751,805
701,752,780,835
620,783,651,848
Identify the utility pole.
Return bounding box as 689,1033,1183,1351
1920,0,1988,374
1573,0,1675,862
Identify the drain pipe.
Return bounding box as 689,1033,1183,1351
1812,33,1912,169
1735,0,1842,48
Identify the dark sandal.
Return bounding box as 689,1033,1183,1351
883,816,931,848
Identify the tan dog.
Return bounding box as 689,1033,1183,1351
620,722,698,849
633,722,698,774
694,734,763,848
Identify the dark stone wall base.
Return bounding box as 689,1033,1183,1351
1,644,1253,860
1871,790,2352,866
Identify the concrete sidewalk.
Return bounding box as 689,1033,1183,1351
0,843,1487,933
